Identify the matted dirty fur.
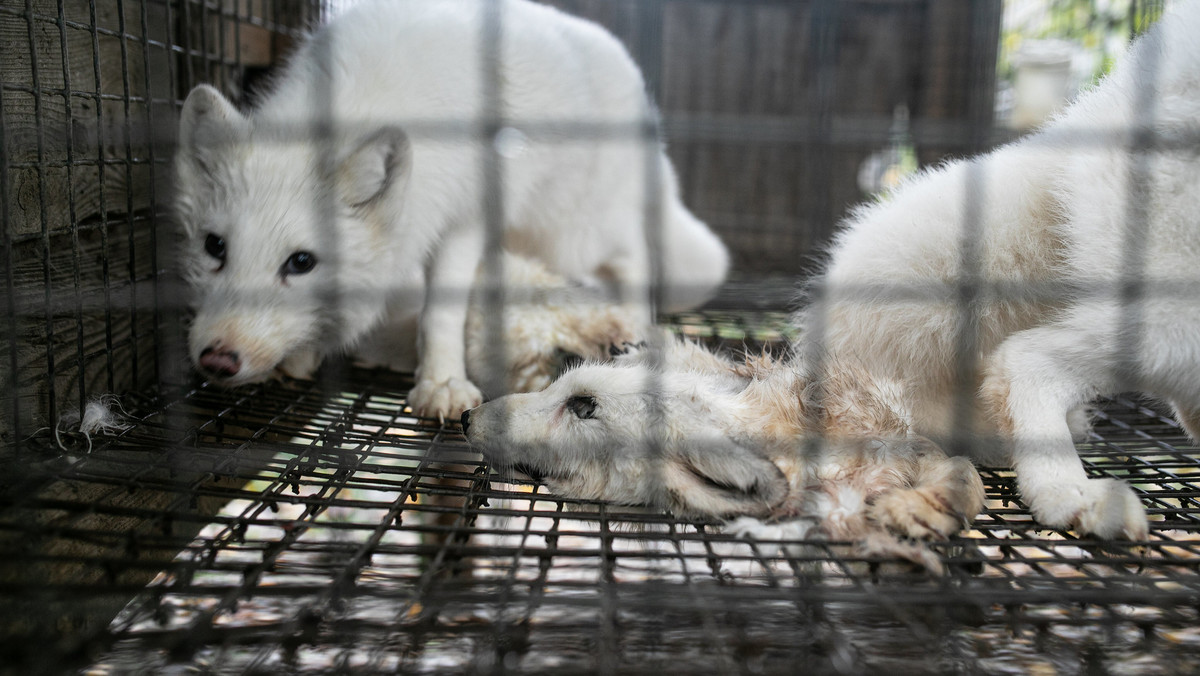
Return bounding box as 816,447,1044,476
464,335,985,573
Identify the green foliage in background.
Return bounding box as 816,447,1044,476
1000,0,1165,85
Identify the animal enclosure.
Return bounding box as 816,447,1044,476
3,0,1198,674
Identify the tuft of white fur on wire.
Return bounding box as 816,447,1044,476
54,394,133,454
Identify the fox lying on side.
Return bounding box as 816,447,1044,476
464,336,985,573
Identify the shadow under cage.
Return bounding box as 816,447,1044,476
3,0,1199,674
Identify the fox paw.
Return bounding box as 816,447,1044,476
1025,477,1149,540
726,516,822,563
869,488,970,541
727,516,817,543
409,377,483,423
277,349,323,380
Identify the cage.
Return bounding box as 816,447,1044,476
3,0,1199,674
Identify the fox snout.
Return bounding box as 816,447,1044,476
460,405,510,468
198,345,241,378
188,308,311,385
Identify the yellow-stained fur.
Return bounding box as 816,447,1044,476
464,335,984,573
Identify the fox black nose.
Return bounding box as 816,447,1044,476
460,409,471,435
199,346,241,378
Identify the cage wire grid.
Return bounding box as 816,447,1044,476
4,0,1200,674
6,326,1200,674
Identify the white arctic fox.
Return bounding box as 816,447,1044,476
797,4,1200,540
174,0,728,419
464,336,985,573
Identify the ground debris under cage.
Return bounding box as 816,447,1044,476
2,307,1200,675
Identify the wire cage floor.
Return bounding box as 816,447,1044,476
5,0,1195,673
4,298,1200,675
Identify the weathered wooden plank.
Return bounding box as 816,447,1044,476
541,0,1002,273
1,0,287,437
915,0,1002,161
0,0,318,654
1,0,173,241
1,218,160,438
177,0,305,100
0,446,281,653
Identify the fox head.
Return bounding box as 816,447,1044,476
462,335,918,518
173,84,421,385
462,338,793,518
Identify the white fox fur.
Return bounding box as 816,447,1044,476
463,335,985,573
173,0,728,418
462,255,647,398
796,4,1200,540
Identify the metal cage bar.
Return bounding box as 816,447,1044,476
3,360,1198,672
2,1,1199,674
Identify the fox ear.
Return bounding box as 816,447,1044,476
177,84,246,180
339,127,411,208
662,437,788,517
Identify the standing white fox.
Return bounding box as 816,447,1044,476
174,0,728,419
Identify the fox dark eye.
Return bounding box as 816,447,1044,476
565,394,597,419
282,251,317,276
205,233,226,266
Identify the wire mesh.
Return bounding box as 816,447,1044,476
3,0,1200,674
3,316,1200,674
0,0,325,458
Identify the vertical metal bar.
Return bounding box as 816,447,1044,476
216,0,229,95
134,0,162,394
160,0,188,484
199,0,211,84
949,158,984,457
0,24,19,452
140,0,166,392
634,0,664,108
55,0,87,419
181,0,196,87
796,0,841,472
164,0,179,113
1116,22,1160,398
117,0,142,391
313,0,343,392
663,521,737,671
477,3,539,628
26,0,58,423
232,0,243,104
483,492,564,670
806,0,838,256
87,0,116,395
968,1,1002,153
633,0,669,555
636,0,665,316
596,503,619,676
480,0,507,405
949,3,997,456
